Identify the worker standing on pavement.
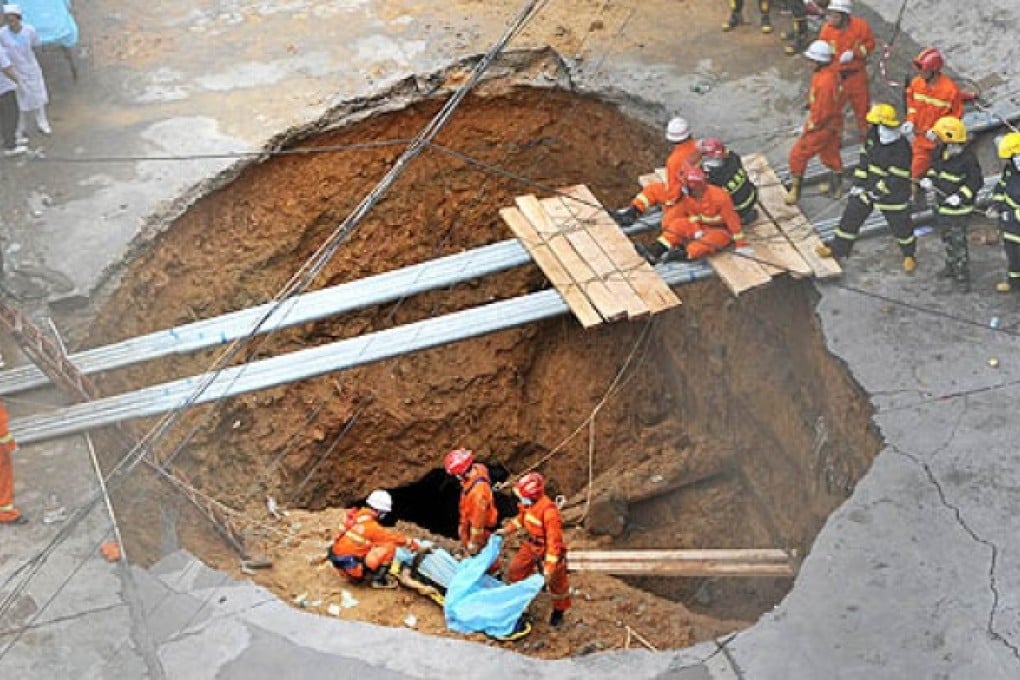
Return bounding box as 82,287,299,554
722,0,774,34
903,48,964,187
989,133,1020,293
818,0,874,140
0,398,24,525
785,40,845,204
817,104,915,271
498,472,570,628
444,448,499,558
919,116,982,291
698,137,759,225
781,0,810,55
615,166,746,263
327,489,421,589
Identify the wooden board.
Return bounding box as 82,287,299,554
538,194,650,320
751,156,843,279
742,153,815,279
570,548,792,562
499,207,602,328
568,560,795,577
514,195,627,323
706,248,773,296
560,185,681,313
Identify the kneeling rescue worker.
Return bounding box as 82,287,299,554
328,489,421,589
498,472,570,627
444,448,499,559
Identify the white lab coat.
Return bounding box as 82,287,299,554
0,24,47,111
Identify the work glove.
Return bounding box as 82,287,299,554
693,230,705,240
409,540,422,552
839,50,854,65
612,205,640,227
944,193,962,207
848,186,864,197
918,177,933,191
543,571,553,588
986,206,1001,220
900,121,914,139
466,542,479,556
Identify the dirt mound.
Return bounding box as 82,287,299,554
88,84,881,658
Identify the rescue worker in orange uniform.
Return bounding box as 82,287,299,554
498,472,570,627
786,40,846,205
0,399,24,525
616,166,747,264
612,116,700,229
444,448,499,558
328,489,420,588
903,47,963,182
819,0,874,140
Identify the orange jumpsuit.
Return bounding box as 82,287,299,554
789,65,845,177
0,401,19,524
820,15,875,137
458,463,498,553
635,183,746,259
906,72,963,178
503,495,570,613
665,138,701,194
329,507,417,581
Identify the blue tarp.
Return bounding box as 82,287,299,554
19,0,78,47
443,536,543,638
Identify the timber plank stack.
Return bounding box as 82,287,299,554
569,548,797,577
500,185,680,328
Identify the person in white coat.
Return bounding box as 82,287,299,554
0,4,49,138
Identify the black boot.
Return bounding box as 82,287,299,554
721,11,742,31
549,610,565,628
784,19,807,55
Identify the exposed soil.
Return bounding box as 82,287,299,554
88,84,881,659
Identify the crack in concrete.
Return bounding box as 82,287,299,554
891,445,1020,664
0,601,127,638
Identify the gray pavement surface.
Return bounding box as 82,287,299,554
1,0,1020,677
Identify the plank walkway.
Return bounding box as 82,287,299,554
569,548,797,577
501,185,681,327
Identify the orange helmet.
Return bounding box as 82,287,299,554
683,166,709,195
514,472,545,501
913,47,944,72
444,448,474,476
697,137,727,160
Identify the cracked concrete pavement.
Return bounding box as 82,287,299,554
2,0,1020,677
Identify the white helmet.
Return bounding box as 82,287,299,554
666,117,691,142
366,489,392,513
828,0,852,13
804,40,835,64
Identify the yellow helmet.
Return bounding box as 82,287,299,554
930,116,967,144
865,103,900,128
998,132,1020,159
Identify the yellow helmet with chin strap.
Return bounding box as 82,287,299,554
865,103,900,128
930,116,967,144
998,132,1020,159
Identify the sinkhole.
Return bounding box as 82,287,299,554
88,66,881,658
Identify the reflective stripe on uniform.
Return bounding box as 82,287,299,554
913,92,952,108
959,186,974,199
544,554,559,564
635,195,651,211
875,202,909,212
524,513,543,527
938,206,973,216
469,526,485,536
1003,232,1020,245
888,166,911,179
896,234,916,246
344,531,370,545
0,434,13,444
937,170,963,182
834,228,858,241
868,164,888,177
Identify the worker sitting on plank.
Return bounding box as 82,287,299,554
444,448,500,573
327,489,421,589
496,472,570,628
614,165,746,264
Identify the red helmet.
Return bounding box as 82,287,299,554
444,448,474,476
913,47,944,72
514,472,545,501
697,137,727,160
683,166,709,195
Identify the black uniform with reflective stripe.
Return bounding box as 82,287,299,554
706,151,757,216
991,163,1020,278
927,144,983,217
851,127,912,210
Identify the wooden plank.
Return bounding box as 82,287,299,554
539,194,650,320
570,548,792,562
568,560,795,577
499,207,602,328
751,156,843,279
559,186,681,314
742,154,815,279
515,196,627,323
706,249,772,296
